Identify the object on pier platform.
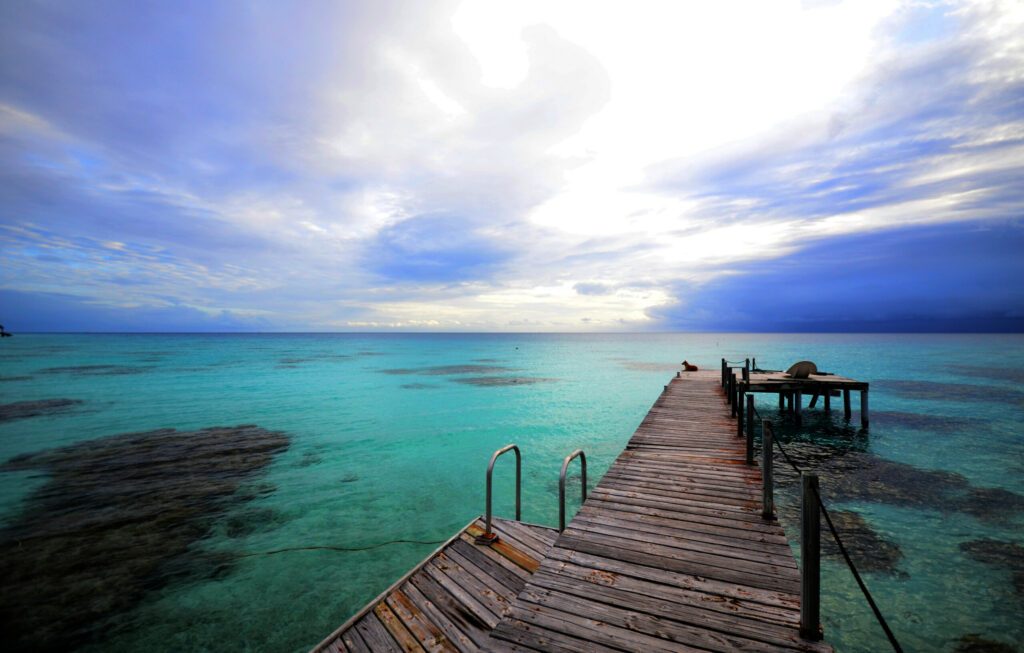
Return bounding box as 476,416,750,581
786,361,819,379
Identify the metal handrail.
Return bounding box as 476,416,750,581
559,449,587,532
475,444,521,545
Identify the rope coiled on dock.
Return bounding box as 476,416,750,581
769,436,904,653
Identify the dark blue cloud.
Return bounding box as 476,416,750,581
0,289,267,333
653,220,1024,332
364,213,511,283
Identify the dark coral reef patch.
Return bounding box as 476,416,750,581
0,398,82,422
0,425,289,652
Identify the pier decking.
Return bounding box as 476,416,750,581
314,370,833,652
311,517,557,652
489,371,830,652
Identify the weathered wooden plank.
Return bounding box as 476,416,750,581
353,613,403,652
449,538,527,593
501,601,704,653
557,529,801,592
590,484,770,521
341,626,369,653
517,585,807,653
568,513,797,566
440,548,520,618
424,556,502,627
456,532,531,581
385,588,460,653
374,601,427,652
529,571,831,652
540,549,800,623
465,523,541,573
400,579,481,651
408,570,492,649
490,616,622,653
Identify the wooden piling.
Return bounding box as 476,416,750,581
762,421,775,520
731,373,738,416
745,396,755,463
795,390,803,425
843,389,851,419
824,392,831,413
737,386,745,438
860,389,869,428
800,473,822,641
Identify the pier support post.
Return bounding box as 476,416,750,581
746,396,755,463
843,389,851,419
762,422,774,520
787,392,794,413
795,390,803,425
731,374,738,416
824,391,831,413
737,386,745,438
779,392,785,411
860,389,869,428
800,473,822,640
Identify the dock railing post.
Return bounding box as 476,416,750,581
476,444,521,545
737,385,745,437
721,358,727,387
743,358,750,382
559,449,587,532
860,389,870,428
746,395,754,455
762,421,774,520
800,473,822,640
731,373,738,416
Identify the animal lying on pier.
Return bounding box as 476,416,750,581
682,360,699,371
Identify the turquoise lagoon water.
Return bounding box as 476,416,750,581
1,333,1022,652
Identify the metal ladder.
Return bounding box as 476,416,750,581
474,444,588,544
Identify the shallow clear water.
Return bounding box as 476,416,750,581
1,333,1021,652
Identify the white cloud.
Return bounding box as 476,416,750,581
2,0,1022,330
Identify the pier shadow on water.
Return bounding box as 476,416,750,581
0,425,289,652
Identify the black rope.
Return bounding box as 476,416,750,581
233,538,446,558
772,435,802,474
768,437,903,653
814,487,904,653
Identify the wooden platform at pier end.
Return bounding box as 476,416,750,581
310,517,557,652
490,371,832,652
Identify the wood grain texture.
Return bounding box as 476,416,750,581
491,371,833,652
311,517,556,652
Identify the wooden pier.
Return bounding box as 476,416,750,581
313,370,834,652
724,360,870,428
310,517,557,652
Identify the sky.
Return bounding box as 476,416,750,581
1,0,1022,332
